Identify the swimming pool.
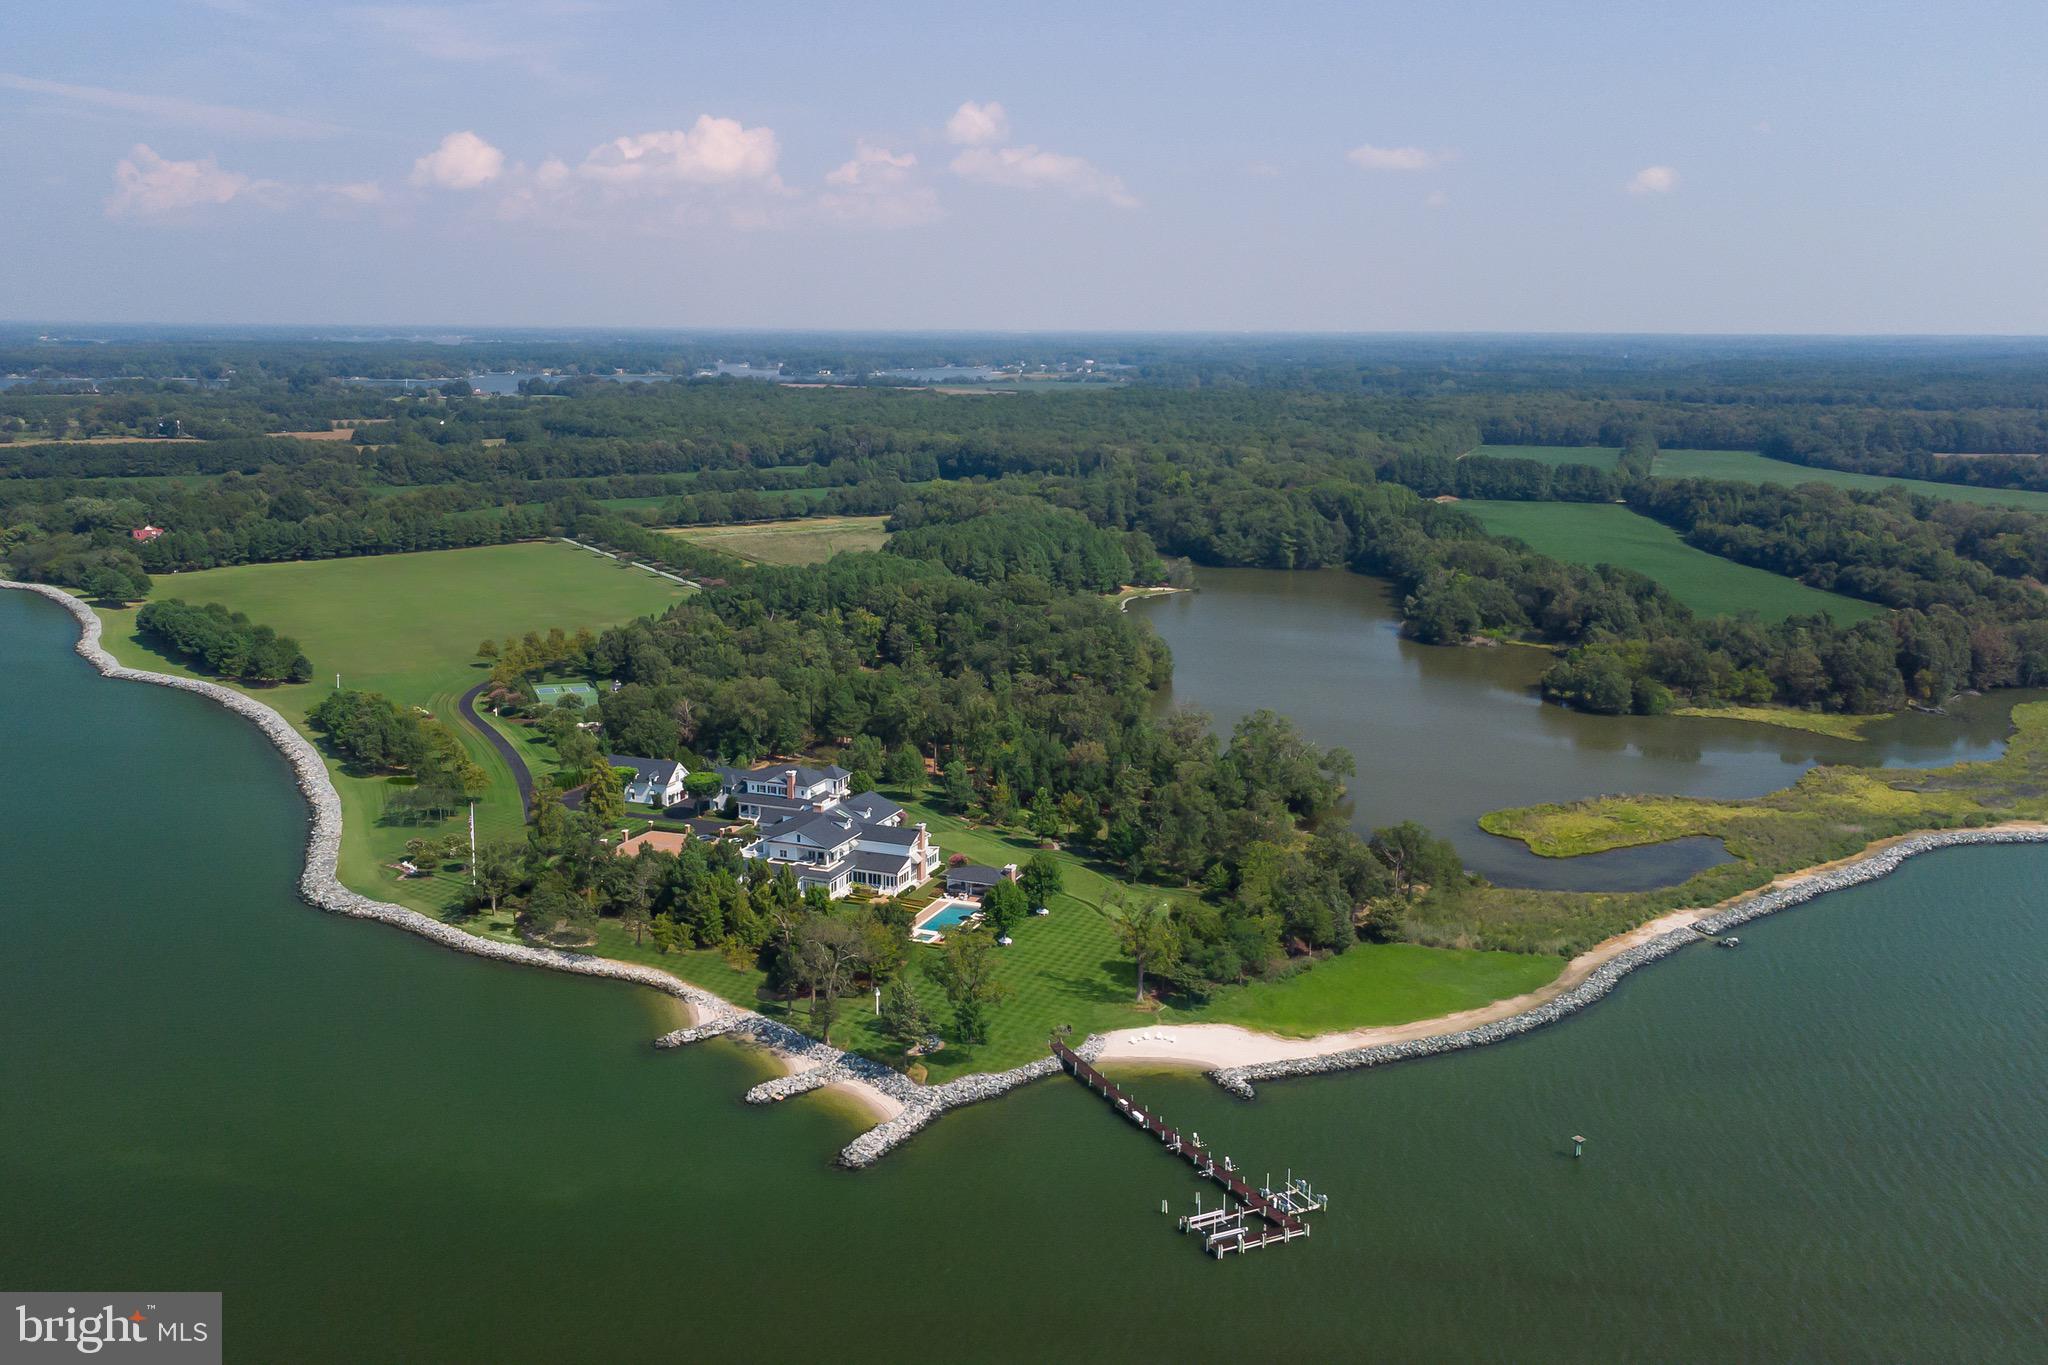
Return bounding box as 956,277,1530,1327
911,898,980,941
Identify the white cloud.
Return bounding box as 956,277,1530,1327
485,117,792,231
0,72,340,138
106,144,261,218
820,142,939,227
826,141,914,188
1424,189,1448,208
946,100,1009,146
411,130,505,189
1627,164,1679,195
1346,143,1447,172
950,145,1137,208
579,116,779,187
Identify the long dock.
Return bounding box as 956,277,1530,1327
1051,1037,1326,1257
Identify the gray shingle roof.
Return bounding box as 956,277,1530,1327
731,760,849,786
839,791,903,823
947,864,1006,885
608,755,685,784
759,807,861,845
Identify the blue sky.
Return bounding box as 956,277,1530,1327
2,0,2043,332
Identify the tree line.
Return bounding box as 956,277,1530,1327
136,599,312,683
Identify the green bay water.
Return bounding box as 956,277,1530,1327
1133,569,2039,888
2,589,2044,1361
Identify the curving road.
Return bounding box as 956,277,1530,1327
460,681,533,816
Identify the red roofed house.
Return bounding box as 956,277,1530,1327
131,525,165,542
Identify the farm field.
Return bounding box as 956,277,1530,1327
89,541,689,917
1463,499,1883,623
665,514,890,565
1652,448,2048,511
1469,443,1622,469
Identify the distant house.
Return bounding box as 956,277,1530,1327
607,755,689,807
945,863,1019,899
130,525,165,542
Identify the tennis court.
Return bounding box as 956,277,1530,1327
534,682,599,706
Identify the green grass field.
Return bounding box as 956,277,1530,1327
90,541,689,917
1470,444,1622,469
1463,500,1883,623
665,515,891,565
1652,448,2048,511
1195,943,1561,1037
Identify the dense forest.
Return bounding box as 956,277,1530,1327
12,343,2048,721
567,550,1377,976
15,333,2048,988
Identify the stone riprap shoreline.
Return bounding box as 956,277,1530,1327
13,579,2047,1166
2,579,1109,1167
1206,824,2048,1097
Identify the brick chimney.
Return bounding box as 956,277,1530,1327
786,767,799,800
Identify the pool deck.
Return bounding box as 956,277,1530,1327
910,896,982,944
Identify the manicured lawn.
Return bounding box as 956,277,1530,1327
1652,448,2048,512
90,541,689,918
1196,943,1561,1037
585,795,1562,1077
1463,499,1882,623
1469,443,1622,470
664,515,890,565
841,799,1205,1079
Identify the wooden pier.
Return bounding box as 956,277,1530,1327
1052,1038,1326,1258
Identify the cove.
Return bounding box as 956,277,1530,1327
1132,568,2035,889
5,587,2045,1361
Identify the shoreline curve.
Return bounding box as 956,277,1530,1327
1091,822,2048,1092
10,580,2044,1166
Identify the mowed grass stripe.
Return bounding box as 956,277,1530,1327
1462,499,1883,623
1653,448,2048,512
90,541,690,918
664,515,891,565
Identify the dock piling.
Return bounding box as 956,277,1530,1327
1051,1036,1326,1259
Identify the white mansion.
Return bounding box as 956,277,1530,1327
719,762,942,899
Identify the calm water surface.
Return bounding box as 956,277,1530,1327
1134,569,2035,888
3,590,2043,1361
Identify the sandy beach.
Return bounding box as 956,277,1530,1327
1091,821,2048,1073
756,1047,907,1123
